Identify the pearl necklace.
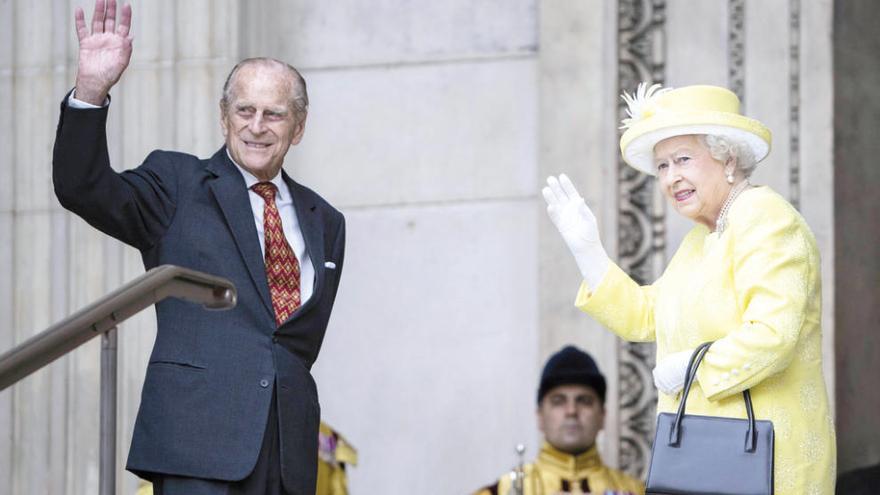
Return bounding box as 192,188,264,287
715,180,751,233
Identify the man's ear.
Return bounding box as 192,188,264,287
290,113,308,145
219,103,229,138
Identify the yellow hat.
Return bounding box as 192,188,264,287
619,83,772,175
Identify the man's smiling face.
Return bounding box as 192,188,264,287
220,63,305,181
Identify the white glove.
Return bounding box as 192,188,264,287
541,174,609,288
652,350,694,396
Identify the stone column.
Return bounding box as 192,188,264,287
0,1,238,493
2,2,82,493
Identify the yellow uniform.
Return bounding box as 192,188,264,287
316,422,358,495
576,186,835,494
135,480,151,495
474,442,643,495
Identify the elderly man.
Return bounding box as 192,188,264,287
474,346,644,495
52,2,345,494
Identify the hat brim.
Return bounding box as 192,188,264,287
537,373,607,404
620,113,771,176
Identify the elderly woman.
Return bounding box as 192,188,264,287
543,84,835,493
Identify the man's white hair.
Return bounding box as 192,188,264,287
220,58,308,120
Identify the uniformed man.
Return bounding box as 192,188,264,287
474,346,644,495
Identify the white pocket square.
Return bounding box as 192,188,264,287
324,261,337,270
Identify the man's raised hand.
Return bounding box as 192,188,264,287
74,0,133,105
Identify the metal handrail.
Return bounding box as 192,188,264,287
0,265,236,389
0,264,237,494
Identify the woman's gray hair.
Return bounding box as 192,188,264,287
698,134,758,178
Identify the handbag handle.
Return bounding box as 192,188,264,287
667,342,758,453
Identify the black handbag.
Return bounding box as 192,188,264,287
645,342,775,495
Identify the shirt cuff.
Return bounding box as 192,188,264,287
68,90,109,109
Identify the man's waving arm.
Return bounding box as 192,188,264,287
54,1,177,251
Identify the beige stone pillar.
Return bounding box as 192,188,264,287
0,1,238,493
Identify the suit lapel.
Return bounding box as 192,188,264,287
206,150,275,320
283,172,325,321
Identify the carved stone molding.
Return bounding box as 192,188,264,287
789,0,801,209
617,0,666,478
729,0,746,106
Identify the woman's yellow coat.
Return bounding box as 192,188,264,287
577,186,835,494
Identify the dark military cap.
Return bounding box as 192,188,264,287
537,345,606,403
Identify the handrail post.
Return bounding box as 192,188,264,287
100,327,118,495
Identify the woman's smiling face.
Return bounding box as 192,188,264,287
653,134,734,230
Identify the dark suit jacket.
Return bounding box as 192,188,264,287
52,94,345,494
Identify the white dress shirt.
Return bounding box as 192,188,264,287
67,92,315,304
228,155,315,304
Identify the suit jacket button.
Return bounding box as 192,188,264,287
272,337,278,344
260,379,269,388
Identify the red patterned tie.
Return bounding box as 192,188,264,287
251,182,301,325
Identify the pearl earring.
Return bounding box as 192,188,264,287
726,172,734,184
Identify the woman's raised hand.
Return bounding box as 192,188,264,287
73,0,133,105
542,174,609,288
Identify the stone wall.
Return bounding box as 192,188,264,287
0,1,841,493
